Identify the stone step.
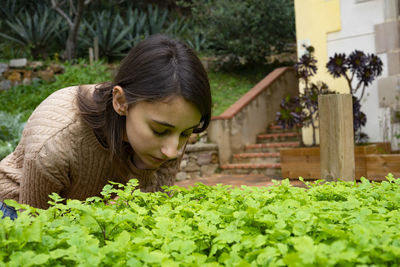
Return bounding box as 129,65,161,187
257,132,300,143
244,141,300,153
267,125,300,133
232,152,280,164
220,163,282,175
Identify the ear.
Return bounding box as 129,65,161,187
112,86,127,115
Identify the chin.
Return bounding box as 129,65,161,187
135,155,161,170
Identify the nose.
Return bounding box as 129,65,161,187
160,136,179,160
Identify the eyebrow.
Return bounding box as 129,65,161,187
152,119,200,130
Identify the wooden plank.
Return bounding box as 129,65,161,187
365,154,400,179
318,94,355,181
280,147,320,157
280,146,394,180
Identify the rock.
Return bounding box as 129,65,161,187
22,77,32,85
189,155,198,160
38,69,55,82
175,172,187,181
29,61,43,70
49,63,65,74
184,161,200,172
200,164,219,176
211,153,219,164
32,77,41,84
197,152,213,165
9,58,27,68
11,81,20,87
23,70,32,79
0,63,8,76
185,143,218,153
180,159,187,169
7,71,22,83
187,171,201,179
0,80,11,91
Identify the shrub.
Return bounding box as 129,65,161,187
1,175,400,265
0,3,63,60
185,0,295,68
81,10,135,61
0,112,25,160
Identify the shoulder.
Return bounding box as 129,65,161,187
21,85,97,156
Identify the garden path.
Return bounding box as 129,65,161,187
175,174,305,188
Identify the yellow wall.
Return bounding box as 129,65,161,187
294,0,347,145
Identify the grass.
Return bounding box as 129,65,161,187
0,59,111,121
209,71,258,116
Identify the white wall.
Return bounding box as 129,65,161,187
326,0,388,142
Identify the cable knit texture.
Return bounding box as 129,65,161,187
0,85,180,209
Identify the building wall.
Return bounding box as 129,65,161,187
294,0,394,145
327,0,387,143
294,0,342,145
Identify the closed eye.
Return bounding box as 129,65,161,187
152,129,168,136
152,129,192,138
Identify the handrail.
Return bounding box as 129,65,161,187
211,67,293,120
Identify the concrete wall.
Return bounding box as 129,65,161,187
208,67,299,165
375,0,400,150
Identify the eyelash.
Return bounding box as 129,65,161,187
152,129,191,138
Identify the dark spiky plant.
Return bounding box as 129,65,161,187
326,49,383,141
0,5,62,59
276,45,381,145
81,9,134,61
277,45,334,146
326,50,383,101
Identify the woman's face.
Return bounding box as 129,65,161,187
125,95,202,170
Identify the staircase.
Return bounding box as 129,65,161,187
220,125,301,178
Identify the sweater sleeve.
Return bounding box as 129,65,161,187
19,135,72,209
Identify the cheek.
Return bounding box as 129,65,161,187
125,120,158,153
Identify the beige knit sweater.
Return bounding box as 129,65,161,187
0,85,180,209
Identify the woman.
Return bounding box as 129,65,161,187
0,34,211,218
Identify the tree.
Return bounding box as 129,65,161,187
51,0,92,60
184,0,295,68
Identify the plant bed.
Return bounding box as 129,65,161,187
280,143,394,180
1,177,400,266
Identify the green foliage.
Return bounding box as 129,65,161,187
80,5,175,61
0,4,62,60
81,10,135,61
2,175,400,266
124,8,149,48
0,60,111,121
187,0,295,67
0,60,111,160
0,112,25,159
146,5,168,35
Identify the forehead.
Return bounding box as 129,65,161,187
131,96,201,127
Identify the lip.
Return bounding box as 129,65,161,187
150,155,165,163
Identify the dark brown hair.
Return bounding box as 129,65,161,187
77,34,211,165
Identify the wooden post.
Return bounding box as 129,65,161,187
89,48,94,65
318,94,355,181
94,37,99,61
